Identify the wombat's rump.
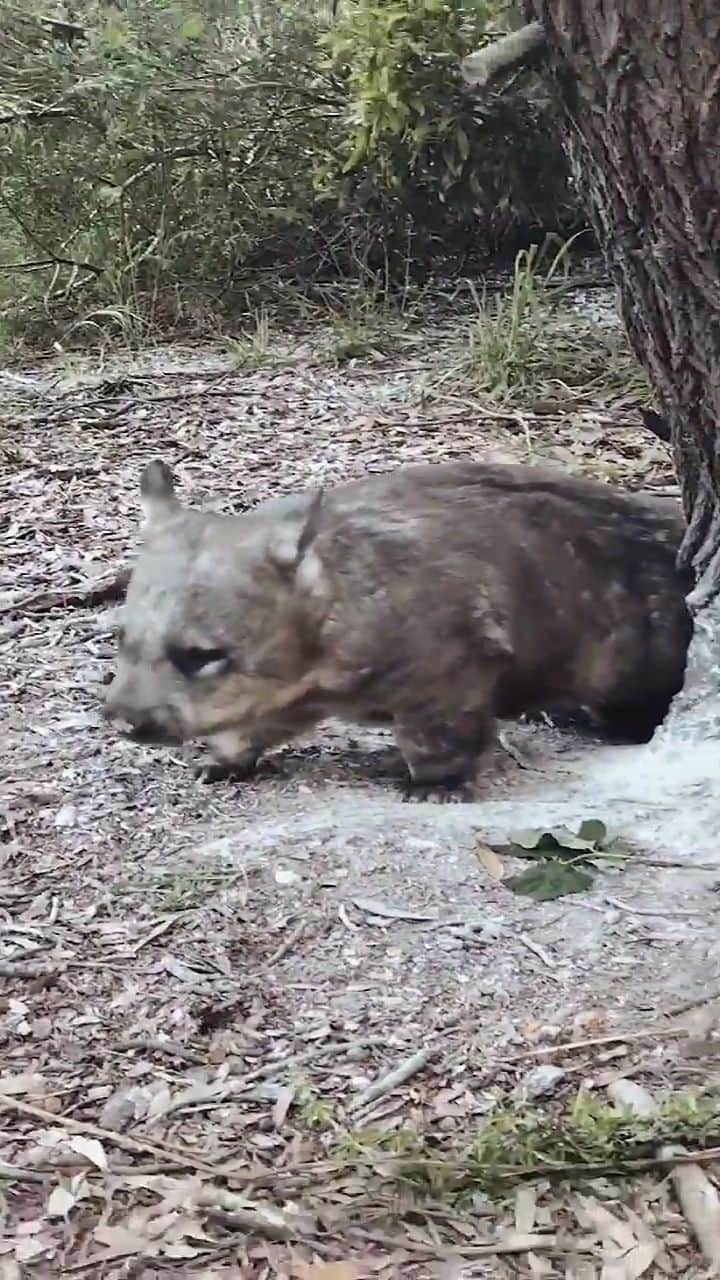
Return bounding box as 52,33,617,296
105,460,693,792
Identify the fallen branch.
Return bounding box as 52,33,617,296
197,1187,308,1243
664,1148,720,1268
608,1079,720,1269
0,568,130,619
665,987,720,1017
461,22,546,88
518,932,557,969
0,1161,48,1184
119,1036,207,1065
0,1097,225,1178
351,1046,435,1111
0,960,57,980
268,921,306,964
507,1025,688,1061
604,896,704,918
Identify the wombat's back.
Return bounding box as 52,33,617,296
310,462,691,738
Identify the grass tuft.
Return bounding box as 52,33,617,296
431,239,652,408
330,1088,720,1201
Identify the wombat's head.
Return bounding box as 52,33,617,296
104,461,323,746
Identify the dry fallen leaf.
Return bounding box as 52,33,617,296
46,1185,76,1220
515,1185,537,1234
273,1084,295,1128
68,1135,107,1171
474,844,505,880
578,1197,657,1279
293,1262,361,1280
93,1224,157,1260
0,1073,45,1097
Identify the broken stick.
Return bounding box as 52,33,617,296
461,22,546,89
351,1046,435,1111
608,1078,720,1269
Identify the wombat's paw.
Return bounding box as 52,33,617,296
401,777,474,804
197,760,259,784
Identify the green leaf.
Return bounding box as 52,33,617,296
179,14,204,41
545,825,598,851
507,828,558,851
505,862,594,902
577,818,607,846
508,820,608,859
455,125,470,161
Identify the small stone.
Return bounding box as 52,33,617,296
525,1023,563,1044
54,804,77,828
274,867,300,886
515,1064,567,1102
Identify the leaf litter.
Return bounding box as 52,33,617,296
0,304,717,1275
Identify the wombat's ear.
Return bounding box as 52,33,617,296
140,460,180,526
269,488,324,570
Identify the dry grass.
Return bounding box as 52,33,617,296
427,244,652,408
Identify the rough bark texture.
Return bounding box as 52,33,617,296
523,0,720,605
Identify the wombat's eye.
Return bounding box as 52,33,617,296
167,644,229,679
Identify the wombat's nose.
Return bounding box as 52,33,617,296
106,707,168,743
103,691,155,738
127,719,164,743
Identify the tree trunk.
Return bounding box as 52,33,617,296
522,0,720,607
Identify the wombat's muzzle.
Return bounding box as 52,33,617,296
103,683,183,744
104,705,179,744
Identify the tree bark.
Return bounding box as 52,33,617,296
522,0,720,607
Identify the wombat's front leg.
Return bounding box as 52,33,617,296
199,731,263,783
200,704,323,783
394,711,494,802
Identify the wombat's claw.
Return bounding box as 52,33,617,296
197,761,258,784
401,777,473,804
497,730,532,770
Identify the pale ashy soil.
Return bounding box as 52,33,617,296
1,317,717,1277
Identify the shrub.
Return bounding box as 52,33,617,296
0,0,579,342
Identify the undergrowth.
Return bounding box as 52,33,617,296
433,238,651,407
0,0,578,348
332,1088,720,1201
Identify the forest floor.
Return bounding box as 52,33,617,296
3,288,720,1278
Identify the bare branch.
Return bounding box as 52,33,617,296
0,257,101,275
461,22,547,89
0,107,70,126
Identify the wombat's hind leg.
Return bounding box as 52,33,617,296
394,710,494,803
594,692,675,744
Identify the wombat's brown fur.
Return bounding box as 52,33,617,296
105,460,693,793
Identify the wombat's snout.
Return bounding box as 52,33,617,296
104,679,179,744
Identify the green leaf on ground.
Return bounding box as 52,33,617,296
505,861,594,901
505,818,609,861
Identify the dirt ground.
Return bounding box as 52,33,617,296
2,311,720,1277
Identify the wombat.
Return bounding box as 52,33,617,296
104,459,693,794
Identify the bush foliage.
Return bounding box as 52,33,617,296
0,1,578,339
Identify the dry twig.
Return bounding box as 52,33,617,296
608,1078,720,1269
351,1046,435,1111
